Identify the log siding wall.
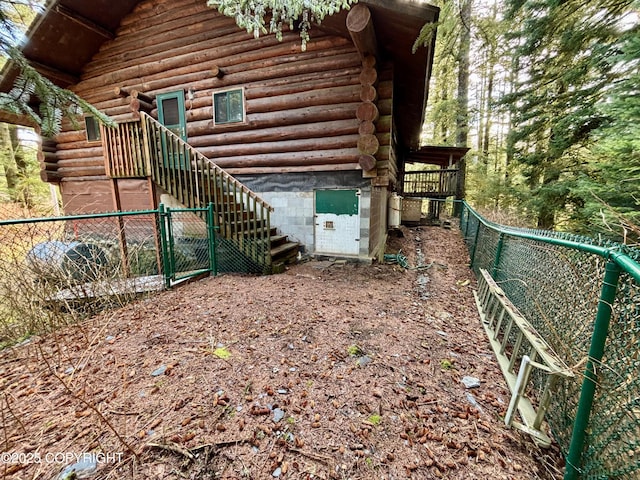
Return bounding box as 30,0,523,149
42,0,401,260
50,0,371,205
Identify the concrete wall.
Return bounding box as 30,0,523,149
238,172,373,259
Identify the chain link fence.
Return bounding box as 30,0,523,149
0,201,265,349
460,201,640,479
0,208,163,348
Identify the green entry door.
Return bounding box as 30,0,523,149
157,90,187,140
314,189,360,256
157,91,188,169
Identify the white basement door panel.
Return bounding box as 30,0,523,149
314,189,360,256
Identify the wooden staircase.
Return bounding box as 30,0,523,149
102,114,299,272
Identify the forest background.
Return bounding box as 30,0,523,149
0,0,639,242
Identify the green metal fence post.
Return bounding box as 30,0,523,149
492,233,505,279
207,202,218,276
158,204,171,290
470,218,482,267
463,203,470,238
564,260,622,480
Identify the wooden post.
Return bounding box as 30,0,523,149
347,4,378,60
111,179,130,278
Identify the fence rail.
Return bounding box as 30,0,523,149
402,169,459,197
0,205,225,347
460,201,640,480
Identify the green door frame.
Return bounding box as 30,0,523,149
157,90,188,169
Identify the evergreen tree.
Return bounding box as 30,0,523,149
502,0,637,229
0,1,112,136
208,0,356,50
572,26,640,241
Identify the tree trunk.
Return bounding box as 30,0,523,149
0,123,18,191
456,0,471,148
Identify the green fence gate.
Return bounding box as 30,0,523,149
159,203,217,288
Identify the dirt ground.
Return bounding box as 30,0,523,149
0,223,564,479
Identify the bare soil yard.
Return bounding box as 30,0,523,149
0,224,563,479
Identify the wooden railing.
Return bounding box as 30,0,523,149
402,169,459,197
102,113,273,271
102,119,149,178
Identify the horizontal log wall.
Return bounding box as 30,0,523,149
51,0,365,200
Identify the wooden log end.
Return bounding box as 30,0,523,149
130,89,155,104
358,120,376,136
346,4,372,33
358,154,377,171
357,134,380,156
359,68,378,87
114,86,129,98
40,169,61,183
356,102,380,123
360,85,377,103
362,55,376,69
212,66,225,78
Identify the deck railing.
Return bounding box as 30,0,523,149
102,114,273,272
402,169,458,197
102,119,149,178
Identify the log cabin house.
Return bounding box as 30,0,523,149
0,0,466,272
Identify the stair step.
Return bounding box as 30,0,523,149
270,234,288,247
270,241,299,262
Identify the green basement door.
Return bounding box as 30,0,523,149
314,189,360,256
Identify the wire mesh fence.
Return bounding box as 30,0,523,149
460,201,640,479
0,202,269,349
0,209,164,348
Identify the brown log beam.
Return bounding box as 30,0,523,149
57,157,106,167
56,147,103,160
79,52,360,105
358,154,376,171
356,102,379,123
189,119,359,148
89,21,239,73
57,166,107,177
129,97,154,113
59,175,109,182
120,0,204,27
130,89,155,104
225,163,359,175
211,148,359,168
357,134,379,155
346,4,378,60
187,103,360,137
40,170,62,183
199,134,359,158
54,4,114,39
80,34,351,92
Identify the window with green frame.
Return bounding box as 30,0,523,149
85,116,101,142
213,89,244,124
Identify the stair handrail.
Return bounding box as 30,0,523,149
139,112,273,271
139,112,273,213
